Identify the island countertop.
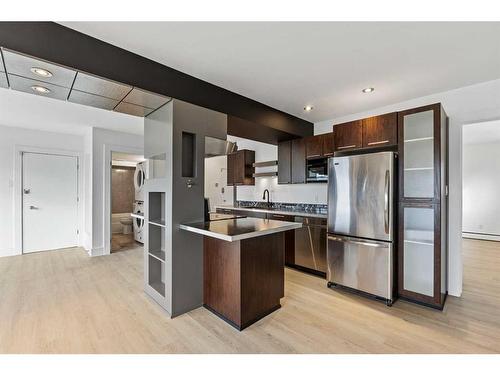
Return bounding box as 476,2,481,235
179,217,302,242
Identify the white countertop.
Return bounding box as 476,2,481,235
215,205,327,219
180,217,302,242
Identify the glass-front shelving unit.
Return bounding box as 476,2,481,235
403,110,434,198
398,103,447,310
403,206,435,297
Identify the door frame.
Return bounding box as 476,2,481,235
14,145,82,255
103,143,144,255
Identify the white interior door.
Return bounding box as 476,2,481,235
22,152,78,253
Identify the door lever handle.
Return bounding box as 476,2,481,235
29,205,38,210
24,188,31,194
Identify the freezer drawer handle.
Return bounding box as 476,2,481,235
327,235,387,248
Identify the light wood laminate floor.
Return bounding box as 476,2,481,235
0,239,498,353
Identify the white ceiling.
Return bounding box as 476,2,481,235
60,22,500,123
463,120,500,145
0,87,144,135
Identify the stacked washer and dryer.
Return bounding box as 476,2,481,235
131,161,147,244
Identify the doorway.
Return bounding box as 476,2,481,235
461,119,500,303
110,152,145,253
22,152,78,253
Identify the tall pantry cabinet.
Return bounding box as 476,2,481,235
397,103,448,309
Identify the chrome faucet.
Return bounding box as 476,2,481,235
263,189,270,207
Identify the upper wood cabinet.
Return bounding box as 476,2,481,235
306,133,335,159
362,112,397,148
278,138,306,184
278,140,292,184
333,120,363,151
227,149,255,186
334,113,397,151
322,133,335,157
306,136,323,159
291,138,306,184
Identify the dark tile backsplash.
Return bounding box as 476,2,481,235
236,200,327,215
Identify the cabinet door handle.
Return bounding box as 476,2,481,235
368,140,389,146
337,145,357,150
272,214,285,218
307,154,321,158
324,152,334,156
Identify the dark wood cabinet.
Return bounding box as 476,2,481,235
306,133,334,159
333,120,363,151
322,133,335,157
277,138,306,184
277,140,292,184
362,112,397,148
291,138,306,184
397,103,448,309
306,136,323,159
227,149,255,186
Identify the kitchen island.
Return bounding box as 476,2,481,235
180,217,301,330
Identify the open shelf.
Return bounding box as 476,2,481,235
148,255,165,297
148,223,165,262
149,192,165,225
149,219,166,227
252,160,278,168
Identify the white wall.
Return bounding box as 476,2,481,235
220,136,327,205
462,141,500,239
0,124,85,257
315,78,500,297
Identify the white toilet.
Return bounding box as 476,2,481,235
120,216,133,234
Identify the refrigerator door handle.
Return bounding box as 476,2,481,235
327,235,388,248
384,169,390,234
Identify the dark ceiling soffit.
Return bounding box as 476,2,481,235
228,115,299,145
0,22,313,139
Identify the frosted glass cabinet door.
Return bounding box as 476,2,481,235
403,206,435,297
403,110,435,199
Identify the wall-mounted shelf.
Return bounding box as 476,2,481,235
253,172,278,178
252,160,278,168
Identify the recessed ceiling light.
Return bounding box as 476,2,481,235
362,87,375,93
31,85,51,94
304,105,314,112
30,67,53,78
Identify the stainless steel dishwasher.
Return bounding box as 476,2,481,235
294,216,327,274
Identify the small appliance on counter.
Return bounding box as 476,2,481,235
327,151,395,305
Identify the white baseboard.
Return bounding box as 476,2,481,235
462,232,500,242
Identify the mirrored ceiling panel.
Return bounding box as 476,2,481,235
0,47,170,117
0,50,5,72
0,73,7,88
72,72,132,101
123,88,170,109
8,75,70,100
2,49,76,88
68,89,119,110
115,102,154,117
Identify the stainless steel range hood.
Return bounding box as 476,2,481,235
205,136,237,158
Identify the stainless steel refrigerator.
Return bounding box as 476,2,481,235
327,151,395,305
